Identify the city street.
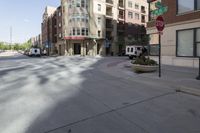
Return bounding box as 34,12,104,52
0,52,200,133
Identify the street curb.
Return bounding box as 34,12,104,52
176,86,200,97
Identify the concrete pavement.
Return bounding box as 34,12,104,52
0,56,200,133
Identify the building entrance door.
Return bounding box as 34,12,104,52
74,43,81,55
59,45,62,56
97,43,101,55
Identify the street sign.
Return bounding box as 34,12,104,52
156,16,165,32
150,1,168,18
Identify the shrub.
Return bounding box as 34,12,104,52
132,56,157,66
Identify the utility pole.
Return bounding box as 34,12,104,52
10,26,12,50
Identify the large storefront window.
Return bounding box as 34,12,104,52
177,28,200,57
177,30,194,56
177,0,199,14
198,0,200,10
177,0,194,14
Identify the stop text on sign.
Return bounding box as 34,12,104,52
156,20,164,27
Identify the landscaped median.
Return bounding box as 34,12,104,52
131,56,158,73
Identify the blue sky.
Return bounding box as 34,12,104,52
0,0,60,43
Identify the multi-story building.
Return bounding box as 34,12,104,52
55,6,63,56
41,0,148,56
31,34,42,48
147,0,200,68
41,6,57,55
58,0,148,56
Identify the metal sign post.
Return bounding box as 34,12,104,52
156,16,165,77
197,58,200,80
158,33,161,77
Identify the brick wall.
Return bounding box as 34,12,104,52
147,0,200,27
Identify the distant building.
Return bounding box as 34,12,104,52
31,34,42,48
41,6,57,55
147,0,200,68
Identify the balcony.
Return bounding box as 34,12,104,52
118,10,125,21
106,0,113,5
141,6,146,14
141,19,146,23
106,12,113,18
141,9,146,14
106,6,113,18
141,15,146,23
118,0,124,9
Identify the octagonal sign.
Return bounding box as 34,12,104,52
156,16,165,32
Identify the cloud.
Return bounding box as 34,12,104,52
23,19,30,23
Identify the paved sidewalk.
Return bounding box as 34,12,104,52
100,58,200,96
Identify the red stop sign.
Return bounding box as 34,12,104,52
156,16,165,32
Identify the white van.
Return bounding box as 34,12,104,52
126,46,143,59
29,48,41,57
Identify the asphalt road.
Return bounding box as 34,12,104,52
0,53,200,133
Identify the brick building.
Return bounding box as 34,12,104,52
41,6,57,55
41,0,148,56
147,0,200,68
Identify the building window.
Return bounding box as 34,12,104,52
177,0,200,14
73,28,76,35
177,28,200,57
98,31,101,37
82,28,85,36
59,23,62,27
86,18,89,23
141,15,145,23
135,13,139,20
58,12,61,16
177,29,193,56
77,28,80,35
81,18,85,22
128,12,133,18
77,17,80,22
76,1,81,7
128,1,133,8
98,4,101,11
86,28,89,36
98,17,101,25
198,0,200,10
59,33,62,38
81,0,85,7
135,4,139,9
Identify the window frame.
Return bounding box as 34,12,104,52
176,27,200,58
98,4,101,12
135,13,140,20
128,1,133,8
176,0,200,15
128,12,133,19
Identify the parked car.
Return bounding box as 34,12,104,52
29,48,41,57
126,46,143,59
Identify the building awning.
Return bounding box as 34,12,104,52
64,36,105,41
64,36,85,40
